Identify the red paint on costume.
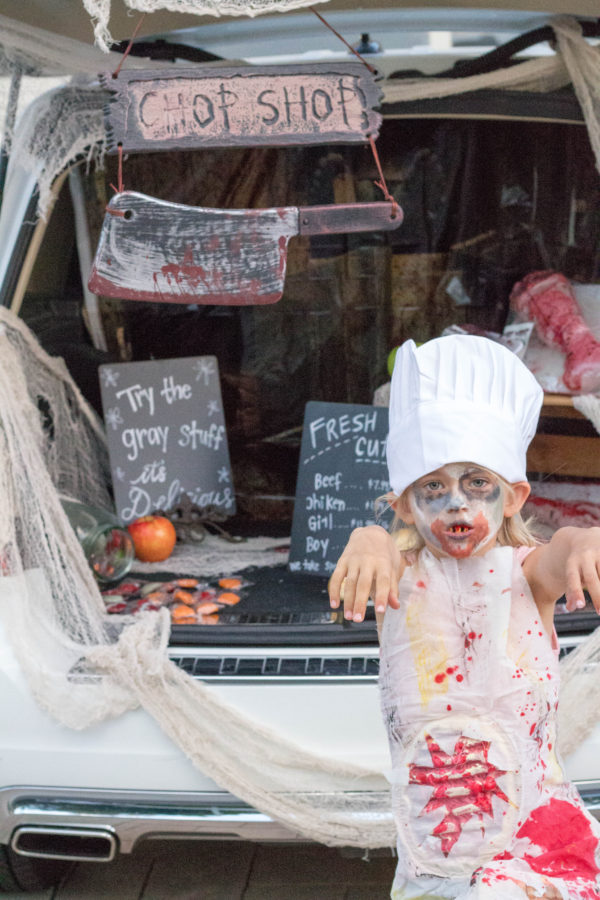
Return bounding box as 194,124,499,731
416,580,426,589
517,799,600,882
409,734,508,856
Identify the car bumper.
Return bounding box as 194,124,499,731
2,785,393,859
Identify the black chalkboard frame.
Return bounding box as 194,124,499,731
99,355,235,523
289,400,393,576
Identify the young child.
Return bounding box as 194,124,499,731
329,334,600,900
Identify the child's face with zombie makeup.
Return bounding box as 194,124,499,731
402,463,507,559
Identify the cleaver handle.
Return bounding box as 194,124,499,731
297,202,403,236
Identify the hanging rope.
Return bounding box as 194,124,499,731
107,143,126,214
105,13,147,210
368,135,399,217
309,6,377,75
309,6,398,217
112,14,146,80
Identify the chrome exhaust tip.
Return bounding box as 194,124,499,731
11,826,118,862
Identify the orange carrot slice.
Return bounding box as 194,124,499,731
219,577,242,589
196,602,221,615
170,603,196,623
218,592,241,605
177,578,199,588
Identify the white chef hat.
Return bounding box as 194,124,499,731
386,334,543,497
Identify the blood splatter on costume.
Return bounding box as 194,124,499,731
379,545,600,899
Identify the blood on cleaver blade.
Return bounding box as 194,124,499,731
88,191,403,305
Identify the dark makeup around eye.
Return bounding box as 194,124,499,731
459,472,501,503
411,468,501,510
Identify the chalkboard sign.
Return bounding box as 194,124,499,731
99,356,235,523
289,401,393,576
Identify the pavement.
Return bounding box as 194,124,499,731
6,840,396,898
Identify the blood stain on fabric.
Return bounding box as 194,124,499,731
517,799,600,881
434,673,446,683
409,734,509,856
416,580,426,589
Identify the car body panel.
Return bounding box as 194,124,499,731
1,7,600,875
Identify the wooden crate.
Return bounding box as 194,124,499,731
527,394,600,478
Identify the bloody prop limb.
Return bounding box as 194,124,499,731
510,270,600,392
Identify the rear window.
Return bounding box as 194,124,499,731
20,113,600,529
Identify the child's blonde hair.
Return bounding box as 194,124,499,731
377,468,540,553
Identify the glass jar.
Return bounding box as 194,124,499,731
60,497,135,584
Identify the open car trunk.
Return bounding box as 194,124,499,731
6,88,600,659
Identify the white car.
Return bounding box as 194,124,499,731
1,2,600,892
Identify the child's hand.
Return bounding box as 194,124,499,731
526,526,600,614
561,526,600,613
328,525,405,623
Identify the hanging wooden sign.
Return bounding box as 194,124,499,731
88,191,402,305
101,64,382,152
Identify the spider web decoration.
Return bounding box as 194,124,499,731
83,0,334,53
409,733,510,856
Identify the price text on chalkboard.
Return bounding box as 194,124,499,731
99,356,235,523
289,401,392,575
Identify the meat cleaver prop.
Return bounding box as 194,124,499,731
88,191,403,305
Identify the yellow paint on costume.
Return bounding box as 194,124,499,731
405,596,449,707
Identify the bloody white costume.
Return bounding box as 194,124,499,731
379,544,600,899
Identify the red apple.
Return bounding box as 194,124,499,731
127,515,177,563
